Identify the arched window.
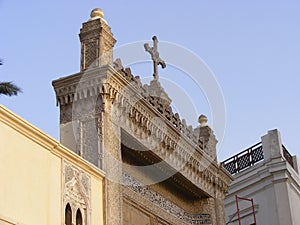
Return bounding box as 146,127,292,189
76,208,83,225
65,203,72,225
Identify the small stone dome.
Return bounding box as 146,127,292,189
90,8,104,19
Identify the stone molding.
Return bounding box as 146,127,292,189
0,214,26,225
226,159,300,199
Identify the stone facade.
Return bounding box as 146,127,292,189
53,8,233,225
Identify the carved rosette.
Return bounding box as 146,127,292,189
63,160,91,225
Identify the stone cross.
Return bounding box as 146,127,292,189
144,36,166,80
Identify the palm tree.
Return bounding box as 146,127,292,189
0,59,22,96
0,81,21,96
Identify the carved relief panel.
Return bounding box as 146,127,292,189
63,160,91,225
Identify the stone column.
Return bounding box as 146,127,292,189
102,92,123,225
201,197,217,225
214,191,226,225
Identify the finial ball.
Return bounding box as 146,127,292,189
198,114,208,127
90,8,104,19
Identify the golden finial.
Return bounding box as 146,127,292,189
90,8,104,19
198,114,208,127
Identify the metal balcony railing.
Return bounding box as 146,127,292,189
221,142,264,175
222,142,295,175
282,145,294,168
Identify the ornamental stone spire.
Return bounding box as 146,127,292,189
196,114,218,161
79,8,116,71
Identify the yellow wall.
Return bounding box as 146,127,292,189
91,178,104,225
0,105,105,225
0,120,61,224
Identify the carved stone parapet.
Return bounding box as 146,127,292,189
144,80,172,107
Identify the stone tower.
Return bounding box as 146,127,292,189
52,8,117,168
80,8,116,70
53,9,123,225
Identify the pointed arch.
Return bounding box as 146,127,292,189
65,203,72,225
76,208,83,225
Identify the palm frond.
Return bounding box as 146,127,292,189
0,82,22,96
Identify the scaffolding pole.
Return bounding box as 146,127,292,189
235,195,257,225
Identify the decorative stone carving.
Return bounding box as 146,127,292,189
150,216,158,225
79,9,116,71
199,124,217,161
63,160,91,225
123,172,212,224
84,40,98,69
144,80,172,107
113,58,124,71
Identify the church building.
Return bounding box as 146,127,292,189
0,8,232,225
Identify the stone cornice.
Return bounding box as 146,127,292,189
0,213,26,225
52,66,111,106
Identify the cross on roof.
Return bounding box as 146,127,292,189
144,36,166,80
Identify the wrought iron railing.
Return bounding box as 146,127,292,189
222,142,295,175
282,145,294,168
221,142,264,175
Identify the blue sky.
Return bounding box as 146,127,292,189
0,0,299,161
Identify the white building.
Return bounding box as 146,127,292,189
223,129,300,225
